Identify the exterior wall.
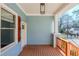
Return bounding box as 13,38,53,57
1,3,26,56
5,3,26,22
26,16,54,45
1,42,21,56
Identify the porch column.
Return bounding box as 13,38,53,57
53,15,59,48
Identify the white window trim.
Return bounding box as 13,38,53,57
0,4,18,54
0,4,1,55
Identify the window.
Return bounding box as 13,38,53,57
1,8,16,48
59,5,79,39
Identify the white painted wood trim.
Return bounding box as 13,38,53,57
1,28,15,29
16,3,53,16
26,14,53,16
1,4,17,15
55,3,77,16
53,4,77,48
0,4,18,54
0,4,1,29
21,21,27,48
16,3,27,16
0,4,1,55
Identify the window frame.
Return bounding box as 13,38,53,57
0,4,18,53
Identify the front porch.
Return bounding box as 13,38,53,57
19,45,63,56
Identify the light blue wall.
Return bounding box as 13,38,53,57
5,3,26,22
26,16,54,45
1,3,26,56
1,42,21,56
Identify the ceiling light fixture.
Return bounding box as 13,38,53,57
40,3,45,14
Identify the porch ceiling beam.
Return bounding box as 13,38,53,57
53,3,69,15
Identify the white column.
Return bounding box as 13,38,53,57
53,15,59,48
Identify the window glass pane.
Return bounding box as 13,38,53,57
1,29,14,48
1,20,15,28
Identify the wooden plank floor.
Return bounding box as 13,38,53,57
19,45,63,56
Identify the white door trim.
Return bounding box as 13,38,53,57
21,21,27,48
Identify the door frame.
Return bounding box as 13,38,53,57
21,21,27,48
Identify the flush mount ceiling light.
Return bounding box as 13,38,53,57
40,3,45,14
